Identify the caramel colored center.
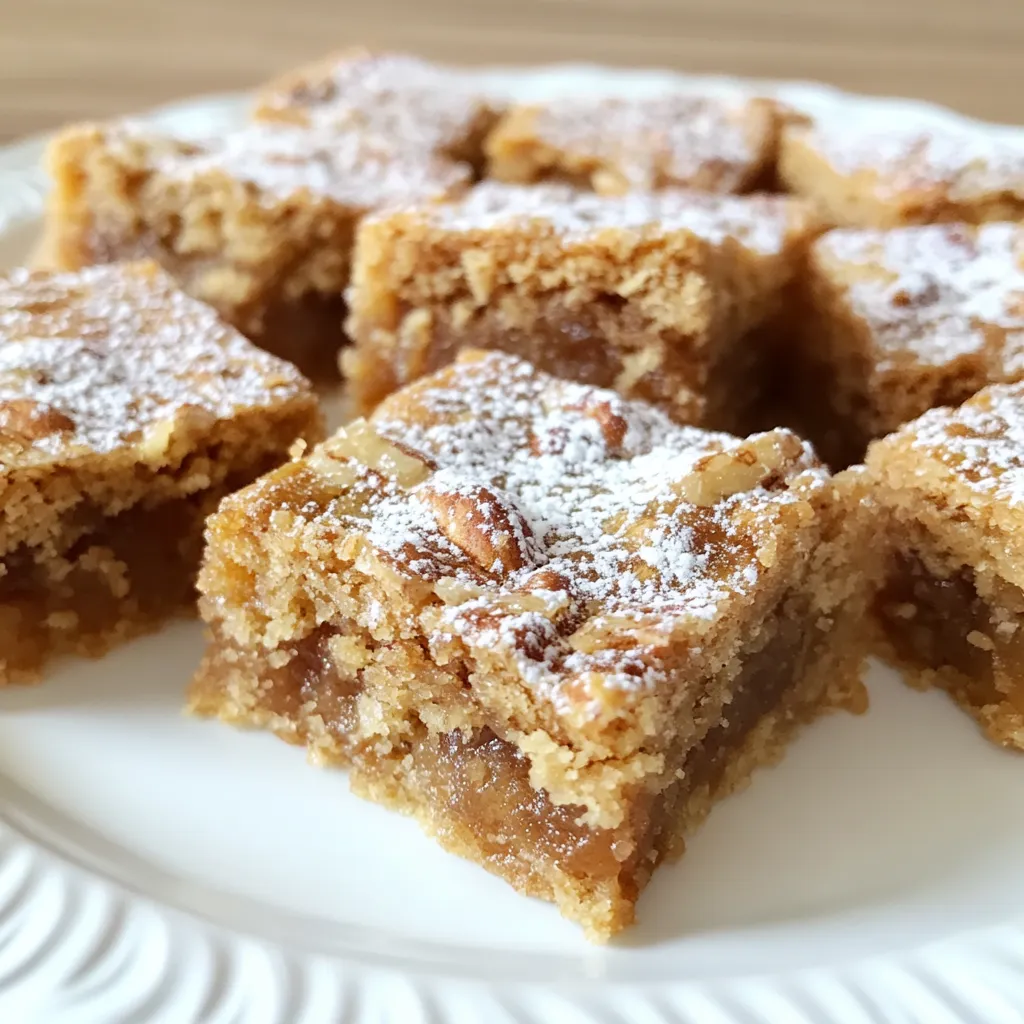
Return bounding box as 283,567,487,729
877,551,1024,711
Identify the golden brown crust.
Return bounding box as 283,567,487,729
792,223,1024,465
0,262,323,684
779,111,1024,227
344,182,821,425
253,47,503,170
194,350,868,819
190,351,869,938
866,383,1024,748
43,119,468,378
486,94,778,195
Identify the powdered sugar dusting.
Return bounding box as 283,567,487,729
907,382,1024,508
399,181,801,255
104,121,468,208
816,223,1024,368
792,104,1024,202
509,92,769,192
0,263,309,464
255,49,500,160
354,351,824,703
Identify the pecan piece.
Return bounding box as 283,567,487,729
0,398,75,442
421,482,538,575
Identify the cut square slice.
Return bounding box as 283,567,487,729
343,182,821,428
485,93,777,194
867,382,1024,749
0,261,322,684
793,222,1024,466
43,120,469,380
189,349,870,940
253,47,503,172
779,106,1024,227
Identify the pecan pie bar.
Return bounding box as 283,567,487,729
189,349,870,939
0,262,322,685
486,92,777,194
344,182,821,426
253,48,503,173
867,383,1024,750
779,106,1024,227
43,120,468,379
792,222,1024,466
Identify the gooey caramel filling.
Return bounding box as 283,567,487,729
1,495,209,680
410,300,706,418
218,599,811,890
876,551,1024,712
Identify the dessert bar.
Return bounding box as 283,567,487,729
344,182,821,426
779,106,1024,227
867,382,1024,749
43,120,469,379
0,261,322,684
189,349,869,939
253,48,503,172
793,222,1024,466
486,92,777,194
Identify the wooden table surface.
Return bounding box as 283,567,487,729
2,0,1023,143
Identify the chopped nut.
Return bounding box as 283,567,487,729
0,398,75,442
967,629,995,651
461,249,498,305
327,420,433,487
434,577,486,605
675,433,805,506
566,394,629,454
520,569,571,594
420,482,538,574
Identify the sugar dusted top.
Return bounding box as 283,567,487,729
789,105,1024,202
288,351,825,707
392,181,807,255
815,223,1024,369
254,49,499,158
890,382,1024,510
101,120,469,209
0,262,309,466
500,92,771,192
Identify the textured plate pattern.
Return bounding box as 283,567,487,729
5,800,1024,1024
2,71,1024,1023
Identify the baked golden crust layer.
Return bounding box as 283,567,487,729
867,382,1024,748
253,47,503,170
191,350,869,936
42,119,468,378
0,261,323,683
344,182,821,423
486,93,777,194
792,222,1024,465
780,106,1024,227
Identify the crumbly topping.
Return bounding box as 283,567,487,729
903,382,1024,508
254,49,499,157
387,181,804,255
102,120,469,209
502,93,769,192
816,223,1024,369
790,105,1024,202
0,263,309,465
299,351,824,705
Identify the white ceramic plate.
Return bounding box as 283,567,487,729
3,68,1024,1024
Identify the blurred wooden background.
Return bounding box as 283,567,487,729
2,0,1022,142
